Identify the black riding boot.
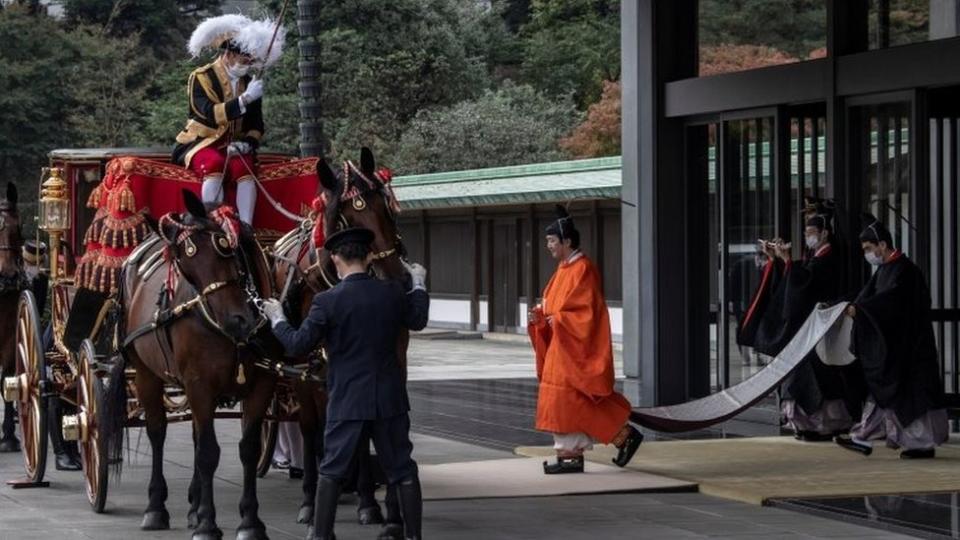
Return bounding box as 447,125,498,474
397,476,422,540
306,476,340,540
50,399,81,471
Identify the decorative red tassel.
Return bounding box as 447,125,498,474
375,167,394,184
210,205,241,248
310,196,326,248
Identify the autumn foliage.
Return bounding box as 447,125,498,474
560,79,621,158
699,44,799,76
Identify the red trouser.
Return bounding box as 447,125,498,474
189,146,255,182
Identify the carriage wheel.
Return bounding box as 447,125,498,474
77,339,109,513
256,396,279,478
14,290,47,483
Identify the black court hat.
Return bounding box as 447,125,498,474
325,227,374,253
23,239,47,256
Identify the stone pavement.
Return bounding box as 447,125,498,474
0,337,921,539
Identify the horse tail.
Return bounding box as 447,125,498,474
101,353,128,479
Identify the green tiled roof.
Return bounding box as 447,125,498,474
392,157,622,210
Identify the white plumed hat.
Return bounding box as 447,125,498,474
188,14,286,68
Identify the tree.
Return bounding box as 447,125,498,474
65,28,157,147
393,82,580,174
308,0,491,164
699,44,799,77
62,0,223,59
0,6,74,198
560,79,620,158
520,0,620,108
699,0,825,59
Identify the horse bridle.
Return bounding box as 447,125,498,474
337,161,407,261
124,219,265,350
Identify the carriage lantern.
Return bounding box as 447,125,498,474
39,167,69,278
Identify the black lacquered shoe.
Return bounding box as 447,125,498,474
55,451,82,471
358,504,385,525
900,448,935,459
612,426,644,467
543,455,584,474
795,430,834,442
834,435,873,456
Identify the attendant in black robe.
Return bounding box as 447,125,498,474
738,207,855,441
835,215,948,459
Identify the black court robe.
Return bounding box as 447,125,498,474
852,252,945,427
737,246,856,415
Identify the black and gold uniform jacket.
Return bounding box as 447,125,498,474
172,58,264,168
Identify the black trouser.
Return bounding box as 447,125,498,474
320,413,417,484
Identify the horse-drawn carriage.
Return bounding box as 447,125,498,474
0,146,405,531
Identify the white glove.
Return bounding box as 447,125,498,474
262,298,286,327
241,78,264,105
227,141,252,156
403,261,427,291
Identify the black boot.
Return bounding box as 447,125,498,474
542,455,584,474
50,399,81,471
612,426,644,467
307,476,340,540
378,484,404,539
0,434,19,453
396,476,422,540
358,503,385,525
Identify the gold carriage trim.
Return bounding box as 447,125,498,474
99,213,151,250
87,185,103,209
85,252,129,294
107,157,202,184
257,158,319,182
83,211,107,246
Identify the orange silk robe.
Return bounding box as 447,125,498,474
528,254,631,443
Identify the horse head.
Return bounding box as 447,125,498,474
317,147,406,280
157,190,259,343
0,183,24,282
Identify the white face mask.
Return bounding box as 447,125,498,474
864,251,883,266
805,235,820,250
226,61,250,79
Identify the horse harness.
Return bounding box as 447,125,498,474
0,206,29,294
121,217,266,384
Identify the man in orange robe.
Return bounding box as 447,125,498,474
528,205,643,474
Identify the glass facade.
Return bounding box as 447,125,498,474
699,0,826,76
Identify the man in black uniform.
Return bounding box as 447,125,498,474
263,227,429,540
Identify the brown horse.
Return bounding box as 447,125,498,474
272,148,410,532
0,182,27,453
102,190,276,540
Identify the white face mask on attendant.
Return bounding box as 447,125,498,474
864,251,884,266
805,235,820,250
226,61,251,79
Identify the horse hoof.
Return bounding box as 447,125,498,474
141,509,170,530
358,505,384,525
297,504,313,524
0,437,21,453
192,530,224,540
187,510,199,529
378,523,404,540
236,528,269,540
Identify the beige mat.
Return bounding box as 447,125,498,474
418,457,695,500
516,437,960,505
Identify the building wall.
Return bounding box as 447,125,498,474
398,200,623,339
